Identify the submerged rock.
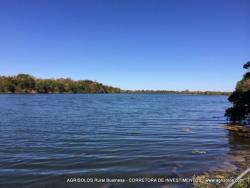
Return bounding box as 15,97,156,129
182,128,193,133
224,125,249,132
224,125,250,137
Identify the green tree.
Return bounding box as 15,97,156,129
35,79,54,93
0,77,15,93
225,62,250,124
15,74,36,92
243,61,250,71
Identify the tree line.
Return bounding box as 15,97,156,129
0,74,230,95
0,74,121,93
124,89,230,95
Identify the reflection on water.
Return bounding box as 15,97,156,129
0,94,249,187
226,131,250,168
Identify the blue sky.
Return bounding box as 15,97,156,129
0,0,249,91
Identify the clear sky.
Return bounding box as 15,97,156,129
0,0,249,91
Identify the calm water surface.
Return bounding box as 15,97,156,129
0,94,249,187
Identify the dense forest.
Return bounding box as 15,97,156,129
0,74,230,95
0,74,121,93
225,61,250,124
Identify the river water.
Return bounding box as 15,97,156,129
0,94,249,187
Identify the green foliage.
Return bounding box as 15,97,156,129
0,74,121,94
0,74,229,95
234,175,250,188
0,77,15,93
225,64,250,124
243,61,250,70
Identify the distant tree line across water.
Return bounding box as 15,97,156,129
123,89,230,95
0,74,230,95
0,74,121,94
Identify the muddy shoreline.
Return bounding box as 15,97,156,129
193,125,250,188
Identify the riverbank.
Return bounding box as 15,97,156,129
193,125,250,188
